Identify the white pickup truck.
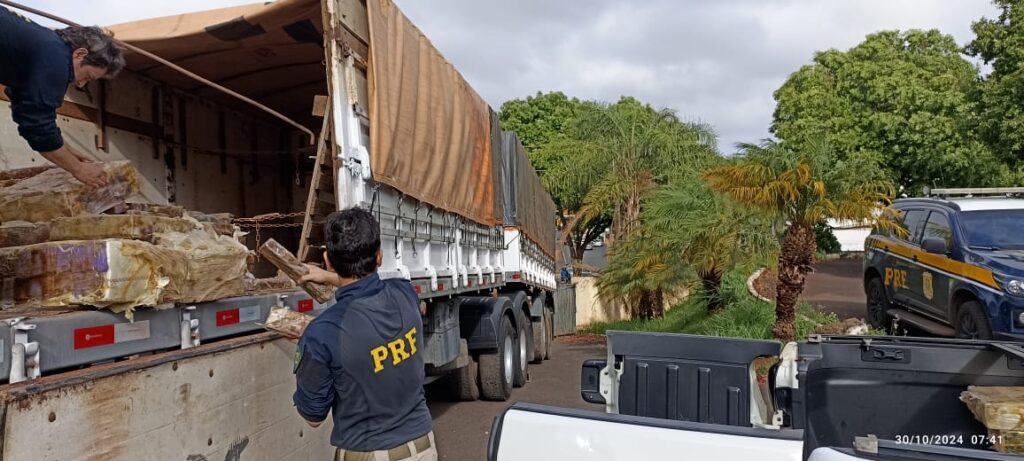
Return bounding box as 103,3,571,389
489,331,1024,460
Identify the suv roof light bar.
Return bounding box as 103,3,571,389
925,187,1024,198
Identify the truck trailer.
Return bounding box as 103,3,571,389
0,0,566,459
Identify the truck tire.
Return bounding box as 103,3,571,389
955,300,994,340
514,310,531,388
531,315,547,363
478,314,514,401
866,277,892,332
450,355,480,401
543,309,553,360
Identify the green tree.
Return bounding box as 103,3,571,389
600,175,775,316
499,92,592,173
968,0,1024,169
773,29,1008,192
705,141,896,342
546,97,718,317
545,97,718,245
499,92,606,266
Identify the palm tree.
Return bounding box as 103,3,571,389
544,98,717,317
705,141,895,342
645,176,776,311
544,97,718,246
596,230,684,319
599,175,775,316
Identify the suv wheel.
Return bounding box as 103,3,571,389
866,277,892,331
955,301,994,340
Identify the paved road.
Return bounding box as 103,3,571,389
427,339,606,460
801,257,865,319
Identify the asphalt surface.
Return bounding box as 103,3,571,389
421,258,862,460
426,339,606,461
800,257,866,319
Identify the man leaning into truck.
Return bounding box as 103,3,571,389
295,207,436,460
0,6,125,188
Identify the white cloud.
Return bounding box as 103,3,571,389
394,0,1001,153
11,0,1002,153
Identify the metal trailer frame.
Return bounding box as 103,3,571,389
1,290,330,384
1,0,560,386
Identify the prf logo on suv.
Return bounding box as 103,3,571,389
864,188,1024,340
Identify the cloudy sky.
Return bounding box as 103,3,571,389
18,0,1001,153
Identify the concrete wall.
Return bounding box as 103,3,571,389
833,227,871,253
573,276,691,328
574,276,631,327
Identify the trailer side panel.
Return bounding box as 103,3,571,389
0,333,334,461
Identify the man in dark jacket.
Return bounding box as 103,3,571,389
296,207,436,460
0,7,125,188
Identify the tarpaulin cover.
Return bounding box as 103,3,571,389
365,0,498,226
489,110,506,224
500,132,557,259
109,0,504,227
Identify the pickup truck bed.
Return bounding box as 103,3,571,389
490,332,1024,460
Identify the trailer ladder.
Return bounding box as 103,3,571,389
298,113,338,265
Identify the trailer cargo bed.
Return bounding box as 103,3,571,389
0,332,335,460
1,290,329,384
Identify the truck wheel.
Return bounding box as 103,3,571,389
478,315,514,401
866,277,892,332
531,315,547,363
543,309,553,360
450,355,480,401
514,310,530,388
955,301,994,340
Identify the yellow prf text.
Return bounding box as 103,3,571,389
370,327,418,373
884,267,908,290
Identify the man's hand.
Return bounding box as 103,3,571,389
70,161,109,189
40,145,109,188
299,264,342,287
69,147,98,163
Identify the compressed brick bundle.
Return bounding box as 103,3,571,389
0,161,139,222
961,386,1024,453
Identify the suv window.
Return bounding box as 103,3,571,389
922,212,953,248
960,210,1024,250
899,209,927,244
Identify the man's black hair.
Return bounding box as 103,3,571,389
55,26,126,77
323,207,381,278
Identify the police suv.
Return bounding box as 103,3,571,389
863,188,1024,340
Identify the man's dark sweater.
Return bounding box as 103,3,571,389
0,7,73,153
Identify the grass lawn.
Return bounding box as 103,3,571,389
582,268,838,341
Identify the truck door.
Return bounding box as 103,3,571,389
909,211,954,319
889,209,927,307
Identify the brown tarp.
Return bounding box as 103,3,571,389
501,132,557,259
365,0,498,226
108,0,503,227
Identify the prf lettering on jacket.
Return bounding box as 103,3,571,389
370,327,418,373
